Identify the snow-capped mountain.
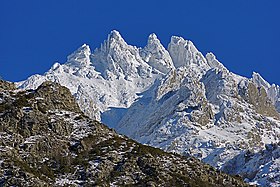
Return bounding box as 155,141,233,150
18,30,165,121
17,30,280,186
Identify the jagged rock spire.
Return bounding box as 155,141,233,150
66,44,91,67
140,33,174,74
167,36,207,69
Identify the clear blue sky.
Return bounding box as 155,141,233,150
0,0,279,85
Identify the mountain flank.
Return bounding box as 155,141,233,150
0,80,251,186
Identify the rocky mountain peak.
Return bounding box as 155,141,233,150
251,72,280,113
147,33,159,44
92,31,153,79
108,30,123,41
140,33,174,74
66,44,91,67
168,36,208,70
101,30,128,53
252,71,271,90
206,52,227,72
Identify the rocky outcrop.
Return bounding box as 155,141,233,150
0,80,16,91
238,81,280,119
0,80,250,186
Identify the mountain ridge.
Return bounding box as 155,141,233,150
17,30,280,186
